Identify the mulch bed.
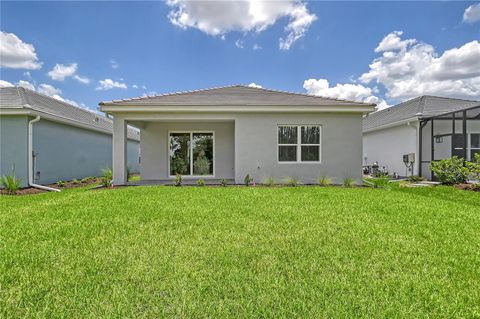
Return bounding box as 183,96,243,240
454,183,480,192
0,178,101,196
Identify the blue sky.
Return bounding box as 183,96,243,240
1,1,479,112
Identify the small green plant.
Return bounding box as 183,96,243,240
318,175,332,186
244,174,253,186
284,177,300,187
407,175,425,183
126,166,133,181
430,156,469,185
80,177,92,184
174,173,182,187
56,180,66,187
342,177,355,188
220,178,228,187
263,177,276,187
72,178,80,185
0,168,22,194
101,168,113,188
466,153,480,181
369,177,391,189
197,179,205,187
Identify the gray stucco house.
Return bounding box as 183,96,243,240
99,85,375,185
363,95,480,179
0,87,140,188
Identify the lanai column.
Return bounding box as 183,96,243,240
113,116,127,185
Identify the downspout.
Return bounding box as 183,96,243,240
28,116,60,192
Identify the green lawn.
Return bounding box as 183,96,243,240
1,185,479,318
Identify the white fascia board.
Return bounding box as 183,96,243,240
363,117,419,134
99,104,375,114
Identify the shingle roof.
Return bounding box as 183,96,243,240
363,95,480,132
100,85,376,107
0,87,139,141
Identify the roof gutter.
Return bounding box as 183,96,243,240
28,116,60,192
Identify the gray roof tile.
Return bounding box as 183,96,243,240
100,85,376,107
0,87,139,140
363,95,480,131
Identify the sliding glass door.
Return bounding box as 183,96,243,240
169,132,214,176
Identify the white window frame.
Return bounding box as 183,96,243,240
277,125,322,164
168,131,215,178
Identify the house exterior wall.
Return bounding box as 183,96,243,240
235,113,363,184
0,115,29,187
140,121,235,180
32,118,139,185
363,123,418,177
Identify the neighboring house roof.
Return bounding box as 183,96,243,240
363,95,480,132
100,84,376,107
0,87,139,141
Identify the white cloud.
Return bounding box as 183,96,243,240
73,74,90,84
23,71,32,79
47,63,77,81
47,63,90,84
132,84,139,89
96,78,127,90
110,59,119,69
463,3,480,24
166,0,316,50
360,31,480,100
0,31,42,69
16,80,36,91
253,43,262,50
37,83,62,96
248,82,262,88
0,80,14,88
235,39,244,48
303,78,388,110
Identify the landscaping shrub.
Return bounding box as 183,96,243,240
263,177,276,187
174,173,182,187
72,178,80,185
318,175,332,186
197,179,205,187
342,177,355,188
284,177,300,187
80,177,93,184
430,156,469,185
101,168,113,188
466,153,480,181
0,170,22,195
244,174,253,186
220,178,228,187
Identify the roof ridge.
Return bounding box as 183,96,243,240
423,94,480,103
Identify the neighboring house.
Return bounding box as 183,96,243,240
363,95,480,179
0,87,140,188
99,85,375,185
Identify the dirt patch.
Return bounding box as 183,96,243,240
455,183,480,192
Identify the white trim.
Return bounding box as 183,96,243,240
277,125,322,164
167,130,215,178
100,104,375,114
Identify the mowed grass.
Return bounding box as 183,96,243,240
1,185,479,318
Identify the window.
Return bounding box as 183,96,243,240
278,125,321,162
169,132,214,176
